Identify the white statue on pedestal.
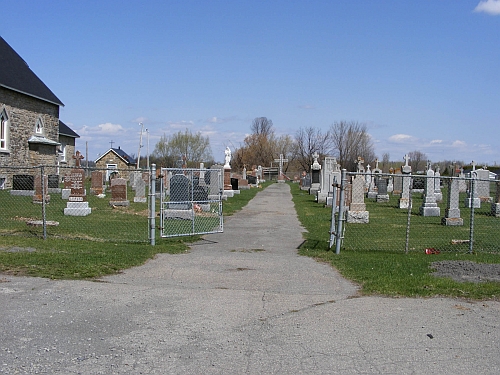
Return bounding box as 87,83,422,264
224,146,231,168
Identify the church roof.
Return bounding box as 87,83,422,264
0,37,64,106
95,147,136,165
59,120,80,138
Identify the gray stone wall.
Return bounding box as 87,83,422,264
0,87,60,187
59,134,76,167
96,151,134,180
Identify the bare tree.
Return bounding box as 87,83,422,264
152,129,213,167
251,117,274,137
293,126,332,172
408,150,427,172
330,121,375,171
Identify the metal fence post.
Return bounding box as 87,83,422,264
335,169,347,255
469,176,475,254
404,177,413,254
328,177,338,250
150,164,156,246
40,166,47,240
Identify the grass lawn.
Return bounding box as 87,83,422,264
290,182,500,301
0,182,271,279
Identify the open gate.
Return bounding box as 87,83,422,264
159,168,223,238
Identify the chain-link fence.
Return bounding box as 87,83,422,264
331,171,500,254
160,168,223,238
0,165,152,243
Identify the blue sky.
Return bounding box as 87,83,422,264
2,0,499,166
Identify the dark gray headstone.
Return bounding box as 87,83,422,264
170,174,191,202
13,175,34,190
193,186,208,201
312,170,320,184
302,175,311,188
377,177,388,195
230,178,238,190
48,175,59,189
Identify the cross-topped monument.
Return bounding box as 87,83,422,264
403,154,410,167
73,150,84,168
471,160,477,171
274,154,288,178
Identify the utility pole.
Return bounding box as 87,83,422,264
137,122,144,169
146,128,150,170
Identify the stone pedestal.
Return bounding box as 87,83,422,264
224,168,232,190
442,217,464,226
316,191,329,204
465,197,481,208
492,203,500,217
376,194,389,203
398,198,410,209
346,211,369,224
64,201,91,216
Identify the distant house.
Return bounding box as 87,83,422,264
95,147,137,181
0,36,79,189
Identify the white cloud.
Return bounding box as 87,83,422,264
474,0,500,15
388,134,414,143
167,120,194,129
452,140,466,147
430,139,443,144
98,123,125,134
78,123,125,135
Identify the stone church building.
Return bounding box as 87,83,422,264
0,36,79,189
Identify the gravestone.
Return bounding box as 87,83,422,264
419,168,440,216
347,174,369,223
393,169,402,195
434,166,442,202
365,164,372,189
208,166,225,199
257,165,263,181
32,174,49,203
67,168,86,202
166,174,193,216
458,168,467,193
129,170,142,190
309,152,321,195
442,178,463,226
91,171,104,195
491,180,500,217
366,167,378,199
475,168,492,202
318,156,339,204
247,175,257,186
465,170,481,208
170,174,190,202
398,155,412,208
274,154,288,183
133,177,147,203
376,177,389,202
109,178,130,206
387,176,393,193
64,157,91,216
47,174,60,193
11,175,34,196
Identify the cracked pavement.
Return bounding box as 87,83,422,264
1,182,499,374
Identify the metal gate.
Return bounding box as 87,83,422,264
160,168,223,238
